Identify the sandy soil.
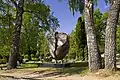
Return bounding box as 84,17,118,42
0,68,120,80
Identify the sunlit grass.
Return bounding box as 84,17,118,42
57,67,88,76
19,63,38,68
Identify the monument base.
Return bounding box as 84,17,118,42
39,63,70,68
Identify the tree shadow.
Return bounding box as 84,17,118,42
23,72,63,79
20,62,88,79
0,62,88,80
20,67,88,80
59,67,88,75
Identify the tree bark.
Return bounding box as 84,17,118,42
84,0,102,72
105,0,120,71
7,0,24,69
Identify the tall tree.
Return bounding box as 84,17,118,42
69,30,78,60
84,0,102,71
7,0,59,69
105,0,120,71
68,0,102,71
8,0,24,69
68,9,107,63
75,16,87,61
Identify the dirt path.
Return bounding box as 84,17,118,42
0,68,120,80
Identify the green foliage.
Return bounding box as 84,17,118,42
0,0,59,63
0,1,15,63
75,17,86,48
68,0,84,15
116,17,120,55
75,16,86,60
20,1,59,61
68,24,87,61
24,1,60,32
68,0,98,15
93,9,108,53
68,9,108,61
68,30,77,60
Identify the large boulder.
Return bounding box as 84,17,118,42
47,32,69,60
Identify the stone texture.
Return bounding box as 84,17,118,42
47,32,69,60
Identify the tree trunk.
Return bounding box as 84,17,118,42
105,0,120,71
7,0,24,69
84,0,102,72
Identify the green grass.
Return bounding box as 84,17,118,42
19,63,38,68
19,62,88,76
57,67,88,76
18,61,88,75
70,61,88,67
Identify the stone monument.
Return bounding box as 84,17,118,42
48,32,69,61
40,32,70,68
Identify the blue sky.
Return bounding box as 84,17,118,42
44,0,109,34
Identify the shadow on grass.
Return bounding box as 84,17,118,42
70,62,88,67
22,62,88,79
0,62,88,80
18,61,88,76
18,67,88,80
58,67,88,76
